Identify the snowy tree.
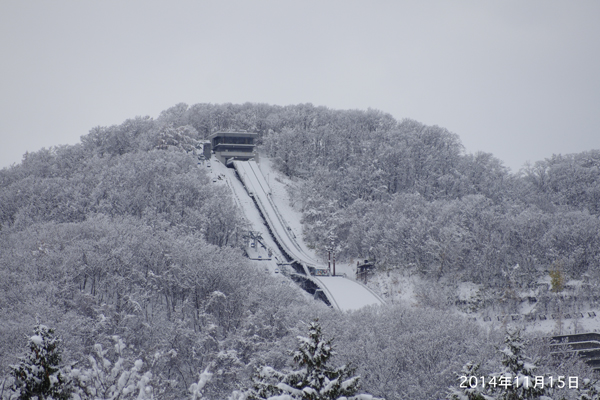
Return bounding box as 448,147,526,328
448,329,554,400
10,324,72,400
245,320,379,400
488,328,550,400
70,336,153,400
188,368,212,400
577,379,600,400
0,377,17,400
287,321,359,399
246,366,289,400
447,362,493,400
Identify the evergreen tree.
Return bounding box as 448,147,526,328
246,320,375,400
489,328,550,400
577,379,600,400
247,366,289,400
449,329,554,400
447,362,493,400
10,324,72,400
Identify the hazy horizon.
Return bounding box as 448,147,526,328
2,1,599,172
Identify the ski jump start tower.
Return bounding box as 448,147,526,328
208,131,258,164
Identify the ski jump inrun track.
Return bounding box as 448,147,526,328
230,159,384,312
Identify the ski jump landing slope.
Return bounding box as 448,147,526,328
232,160,384,311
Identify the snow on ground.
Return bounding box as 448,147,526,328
480,313,600,336
356,258,600,336
209,155,600,330
390,275,418,305
256,157,324,264
234,160,315,270
457,282,481,302
519,300,537,315
212,155,383,311
206,158,286,273
313,276,383,311
254,157,384,310
361,270,424,307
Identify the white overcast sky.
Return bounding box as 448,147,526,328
1,1,599,172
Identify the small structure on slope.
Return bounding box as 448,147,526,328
356,259,376,284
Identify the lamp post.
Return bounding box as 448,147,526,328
333,250,336,276
329,240,336,276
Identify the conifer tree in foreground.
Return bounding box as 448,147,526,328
577,379,600,400
491,328,549,400
10,324,72,400
245,320,381,400
447,362,493,400
448,328,551,400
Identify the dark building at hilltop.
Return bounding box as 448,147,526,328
207,131,258,164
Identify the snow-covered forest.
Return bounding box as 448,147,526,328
1,102,600,399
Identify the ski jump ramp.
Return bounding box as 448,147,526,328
232,160,384,311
